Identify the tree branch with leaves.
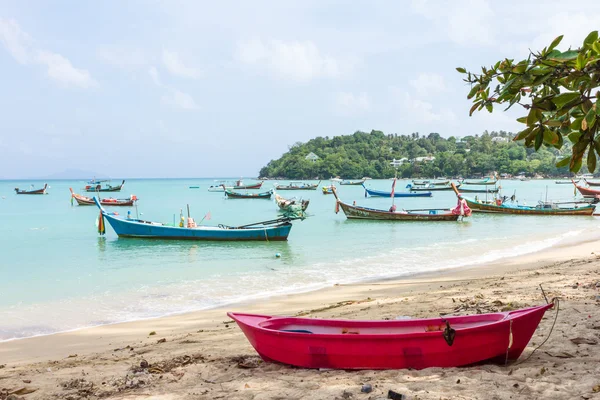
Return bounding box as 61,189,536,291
459,31,600,172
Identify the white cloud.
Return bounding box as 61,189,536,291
37,51,97,89
237,38,343,82
409,73,447,97
162,50,201,79
334,92,370,115
97,46,147,69
148,66,162,86
411,0,494,46
0,18,31,64
162,89,200,110
398,90,456,123
0,18,97,88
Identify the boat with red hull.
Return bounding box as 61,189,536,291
228,303,553,370
70,188,137,206
15,184,48,195
573,180,600,198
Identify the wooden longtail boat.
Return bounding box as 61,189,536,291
457,186,500,194
228,302,554,370
274,181,321,190
84,180,125,193
332,188,460,221
224,188,273,199
462,177,498,185
340,179,366,185
274,193,310,212
94,198,293,241
70,188,137,206
322,186,334,194
406,183,458,192
412,180,449,186
208,181,263,192
14,184,48,195
453,183,595,215
556,179,579,184
363,184,432,198
573,181,600,198
584,178,600,187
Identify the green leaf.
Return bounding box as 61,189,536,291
568,131,582,144
548,50,579,61
576,53,587,70
551,92,581,109
534,128,544,150
547,35,564,52
588,148,597,172
594,140,600,156
543,129,559,145
456,67,467,73
570,155,583,173
469,101,482,116
526,108,542,126
584,31,598,47
571,117,583,131
467,84,481,100
585,107,597,130
545,119,562,127
514,126,533,141
516,116,528,124
556,156,571,168
593,42,600,55
485,103,493,113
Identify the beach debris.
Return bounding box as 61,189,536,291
593,385,600,393
340,390,353,399
244,383,250,388
156,338,166,344
0,364,5,369
236,356,261,369
140,359,149,369
8,387,38,395
544,351,575,358
570,337,598,345
149,331,156,336
361,383,373,393
20,380,31,384
67,354,77,358
387,389,405,400
131,353,204,375
6,395,24,400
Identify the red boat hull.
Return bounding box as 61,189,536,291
574,182,600,198
228,304,552,370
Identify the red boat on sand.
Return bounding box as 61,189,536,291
228,303,553,370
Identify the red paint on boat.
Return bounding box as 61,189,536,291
228,304,553,370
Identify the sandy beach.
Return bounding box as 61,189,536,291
1,240,600,400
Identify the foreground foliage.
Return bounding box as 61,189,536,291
460,31,600,173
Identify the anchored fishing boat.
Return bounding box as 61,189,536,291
340,178,366,185
363,184,432,198
274,193,310,212
84,180,125,193
453,184,594,215
94,198,293,241
228,302,554,370
412,179,449,186
208,180,264,192
322,186,335,194
457,186,500,194
332,187,466,221
70,188,137,206
224,188,273,199
462,177,498,186
14,184,48,195
573,180,600,198
555,179,579,184
406,183,458,192
584,178,600,187
274,181,320,190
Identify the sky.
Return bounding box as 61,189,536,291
1,0,599,179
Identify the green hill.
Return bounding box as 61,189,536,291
259,130,572,179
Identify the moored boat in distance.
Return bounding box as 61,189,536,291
555,179,579,184
70,188,137,206
228,302,554,370
208,179,264,191
332,187,464,221
457,186,500,194
15,183,48,195
224,188,273,199
339,178,366,185
406,183,458,192
363,184,432,198
322,185,334,194
274,181,320,190
584,178,600,187
94,198,293,241
84,180,125,193
462,177,498,185
274,192,310,212
453,183,595,215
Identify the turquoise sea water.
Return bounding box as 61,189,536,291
0,178,597,341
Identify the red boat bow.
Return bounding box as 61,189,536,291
229,303,553,370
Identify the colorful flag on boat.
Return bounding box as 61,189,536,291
390,178,397,198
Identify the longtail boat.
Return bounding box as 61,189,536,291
584,178,600,187
274,181,320,190
453,183,595,215
412,179,449,186
556,179,579,184
70,188,137,206
14,184,48,195
274,193,310,212
84,180,125,193
462,177,498,185
363,184,431,198
208,180,264,191
228,302,554,370
406,183,458,192
224,188,273,199
94,198,293,241
340,179,366,185
573,181,600,198
332,187,463,221
457,186,500,194
322,186,334,194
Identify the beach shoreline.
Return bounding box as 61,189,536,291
1,238,600,399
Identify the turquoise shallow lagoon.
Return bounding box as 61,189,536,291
0,178,597,340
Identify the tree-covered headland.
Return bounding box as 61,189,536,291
259,130,572,179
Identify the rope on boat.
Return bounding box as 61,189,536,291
513,297,560,366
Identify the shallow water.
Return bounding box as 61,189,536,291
0,178,596,340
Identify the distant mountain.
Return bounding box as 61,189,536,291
38,168,107,180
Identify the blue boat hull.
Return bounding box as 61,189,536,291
363,185,432,198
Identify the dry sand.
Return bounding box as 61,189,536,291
1,240,600,399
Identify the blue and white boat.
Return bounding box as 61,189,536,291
94,198,293,241
362,184,432,198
